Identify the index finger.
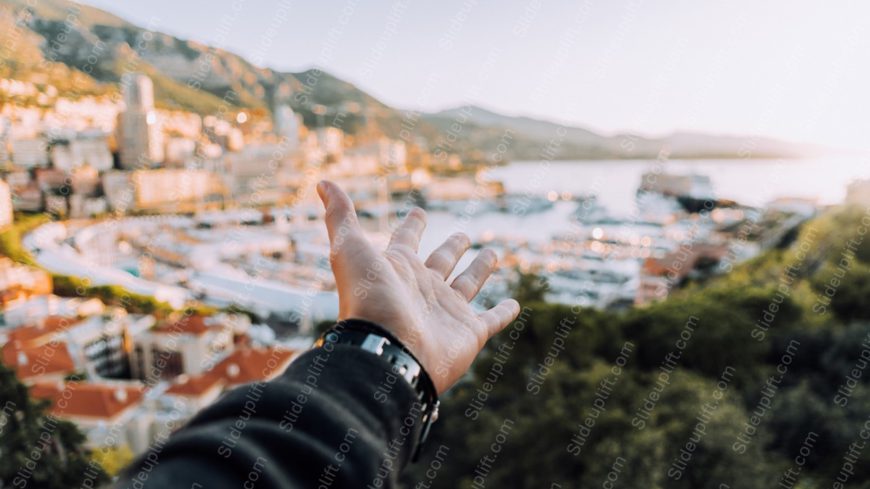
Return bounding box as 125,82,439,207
317,180,365,249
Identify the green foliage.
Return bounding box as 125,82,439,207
0,213,51,265
0,361,109,488
220,304,261,324
410,206,870,488
51,275,173,316
63,372,87,382
148,65,241,114
813,261,870,321
0,215,176,316
90,445,135,477
508,268,550,304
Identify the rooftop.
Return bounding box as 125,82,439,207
6,315,80,346
151,314,213,336
213,346,296,386
2,341,77,379
165,371,224,397
29,381,145,420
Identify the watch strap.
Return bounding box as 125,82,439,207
314,319,439,460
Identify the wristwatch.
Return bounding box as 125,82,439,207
314,319,440,461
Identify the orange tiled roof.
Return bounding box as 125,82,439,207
214,347,296,386
43,315,76,330
152,315,212,336
7,316,79,346
1,286,25,304
642,243,730,276
165,371,224,397
29,381,145,419
642,256,680,276
2,342,77,379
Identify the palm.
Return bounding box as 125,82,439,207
318,181,520,393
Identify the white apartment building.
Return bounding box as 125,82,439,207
130,314,249,384
11,137,49,168
0,178,12,228
50,132,113,172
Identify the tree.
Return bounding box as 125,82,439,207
508,269,550,304
0,362,108,488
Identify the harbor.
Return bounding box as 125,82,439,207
22,166,817,334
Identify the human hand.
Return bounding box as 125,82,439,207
316,180,520,394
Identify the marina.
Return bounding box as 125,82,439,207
22,162,819,333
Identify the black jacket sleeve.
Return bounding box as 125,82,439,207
114,344,423,489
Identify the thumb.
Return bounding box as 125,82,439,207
317,180,363,248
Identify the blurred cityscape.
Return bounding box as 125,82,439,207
5,70,870,462
2,0,870,482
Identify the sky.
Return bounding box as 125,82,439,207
82,0,870,150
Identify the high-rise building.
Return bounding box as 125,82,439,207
274,105,300,151
119,74,164,169
0,178,12,228
123,74,155,109
0,117,9,164
311,127,344,162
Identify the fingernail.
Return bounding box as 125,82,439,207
316,181,329,202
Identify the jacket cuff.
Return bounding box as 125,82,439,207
280,344,424,469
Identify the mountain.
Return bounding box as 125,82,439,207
0,0,404,136
0,0,810,161
427,105,817,160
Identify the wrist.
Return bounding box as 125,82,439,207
314,318,439,460
329,318,415,358
342,310,427,358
